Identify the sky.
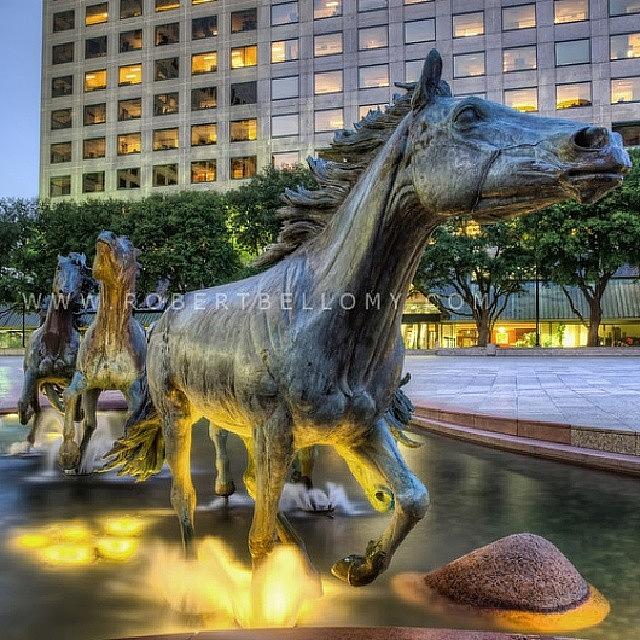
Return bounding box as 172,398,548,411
0,0,42,199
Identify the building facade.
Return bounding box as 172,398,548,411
41,0,640,199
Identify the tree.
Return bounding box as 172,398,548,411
414,220,533,347
521,148,640,347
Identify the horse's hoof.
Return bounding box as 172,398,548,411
17,403,33,426
214,480,235,497
58,441,81,471
331,555,377,587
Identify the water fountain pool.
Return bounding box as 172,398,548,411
0,409,638,640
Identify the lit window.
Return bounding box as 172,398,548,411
272,76,298,99
84,69,107,92
53,10,74,33
53,43,74,65
86,3,108,26
404,0,428,3
192,51,217,74
610,0,640,15
153,128,180,150
314,69,343,94
359,64,389,89
359,25,388,50
119,64,142,86
120,29,143,52
84,103,106,126
83,172,105,193
315,108,343,132
50,176,71,197
610,33,640,60
118,133,142,155
230,119,258,142
359,0,387,9
503,46,537,72
51,142,71,164
230,156,257,180
231,45,257,68
156,22,180,46
555,39,590,66
121,0,143,19
556,82,591,109
83,137,106,159
118,168,141,190
454,52,485,77
192,86,217,110
453,12,484,37
193,16,218,39
230,81,257,105
502,4,535,30
192,0,214,4
154,92,179,116
119,98,142,121
51,108,72,130
504,87,537,112
273,151,299,169
231,9,257,33
86,36,107,58
612,122,640,146
153,164,179,186
405,60,422,83
314,33,343,57
612,77,640,103
314,0,342,19
358,103,387,119
271,39,299,63
191,123,217,145
191,160,216,183
156,0,180,12
272,114,299,137
272,2,298,25
52,75,73,98
554,0,588,23
155,57,179,80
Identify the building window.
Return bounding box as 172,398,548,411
118,132,142,155
191,160,216,183
273,151,299,168
453,52,485,78
230,81,257,105
272,2,299,25
359,64,389,89
231,45,257,69
119,97,142,120
359,0,388,10
192,16,218,39
503,46,537,72
119,64,142,86
612,121,640,146
153,164,179,186
405,60,423,82
53,43,74,65
153,128,179,150
315,108,344,132
191,123,217,146
53,10,74,33
272,75,298,99
192,86,217,110
359,103,387,119
230,119,258,142
86,3,108,26
192,51,217,74
314,33,343,57
271,39,299,63
555,39,590,66
121,0,143,19
230,156,257,180
51,142,72,164
404,19,435,43
156,0,180,12
155,57,179,80
556,82,592,109
502,4,536,30
154,92,179,115
314,0,342,19
504,86,537,111
231,9,257,33
84,69,107,92
358,25,388,50
51,108,72,130
554,0,588,23
192,0,214,5
314,69,343,94
83,172,105,193
52,75,73,98
156,22,180,46
453,12,484,38
120,29,143,52
610,0,640,15
83,137,106,159
86,36,108,58
610,33,640,60
272,114,299,137
118,168,141,189
50,176,71,197
84,103,106,126
612,77,640,103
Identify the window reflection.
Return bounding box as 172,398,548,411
50,176,71,197
118,133,142,155
405,19,435,43
156,23,180,46
86,36,107,58
272,114,299,137
555,39,590,66
52,108,72,130
610,33,640,60
153,164,179,186
612,77,640,103
556,82,591,109
84,103,106,126
502,4,536,30
191,160,216,183
191,123,217,146
230,81,257,105
612,121,640,146
118,64,142,86
315,108,343,132
82,172,105,193
86,3,108,26
192,86,217,110
83,137,106,159
272,2,298,25
273,151,299,168
271,39,299,63
230,119,258,142
154,92,179,116
610,0,640,15
51,142,71,164
192,16,217,39
314,33,343,56
503,46,537,72
84,69,107,92
119,98,142,121
315,69,343,94
359,64,389,88
504,86,537,111
231,45,257,68
153,128,179,150
272,76,298,99
155,57,179,80
453,12,484,37
554,0,588,23
53,43,74,65
359,25,388,50
453,52,485,77
118,168,141,189
231,9,257,33
230,156,257,180
52,75,73,98
121,0,143,19
314,0,342,19
53,10,74,32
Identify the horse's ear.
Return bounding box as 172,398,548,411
412,49,445,111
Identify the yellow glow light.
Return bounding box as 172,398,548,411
101,516,145,538
41,543,95,567
54,522,93,543
95,537,139,561
13,532,50,550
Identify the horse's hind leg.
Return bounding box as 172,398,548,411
59,372,87,470
332,419,429,586
18,371,37,426
78,389,100,473
209,426,235,497
291,446,316,489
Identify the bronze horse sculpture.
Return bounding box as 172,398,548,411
107,51,630,586
18,253,93,443
60,232,147,472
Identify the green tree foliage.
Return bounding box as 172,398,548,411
414,220,534,347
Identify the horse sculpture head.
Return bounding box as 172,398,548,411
93,231,140,287
52,252,93,307
407,50,630,221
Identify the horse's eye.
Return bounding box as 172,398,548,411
454,106,481,126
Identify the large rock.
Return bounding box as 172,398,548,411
424,533,589,612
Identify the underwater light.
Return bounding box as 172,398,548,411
95,537,139,561
12,531,50,550
101,516,145,537
41,543,95,567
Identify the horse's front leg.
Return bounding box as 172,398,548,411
77,389,100,473
291,446,316,490
209,425,235,497
58,372,87,471
332,419,430,586
18,370,37,426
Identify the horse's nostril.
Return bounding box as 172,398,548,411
574,126,609,150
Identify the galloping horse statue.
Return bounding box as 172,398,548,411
106,51,630,585
18,253,93,443
60,232,147,472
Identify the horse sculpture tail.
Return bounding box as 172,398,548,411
386,374,423,449
102,374,165,481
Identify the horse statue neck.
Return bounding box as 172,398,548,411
95,275,135,345
42,297,76,355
